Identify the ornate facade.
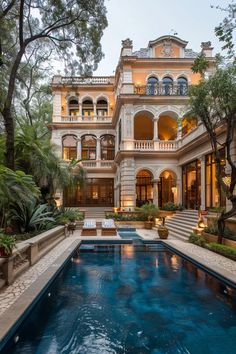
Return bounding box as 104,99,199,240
50,35,229,211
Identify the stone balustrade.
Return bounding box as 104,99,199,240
133,140,178,151
81,160,113,169
0,226,66,288
134,140,154,150
55,115,113,123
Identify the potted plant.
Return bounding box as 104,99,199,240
0,234,16,257
137,203,159,229
158,217,169,239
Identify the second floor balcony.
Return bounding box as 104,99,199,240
134,83,188,96
59,115,112,123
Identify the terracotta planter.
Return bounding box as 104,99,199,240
145,221,153,229
158,211,175,218
0,247,11,258
158,226,169,239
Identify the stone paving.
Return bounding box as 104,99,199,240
0,229,236,319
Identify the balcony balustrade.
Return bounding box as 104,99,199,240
61,76,114,85
81,160,113,168
58,115,112,123
133,140,178,151
134,83,188,96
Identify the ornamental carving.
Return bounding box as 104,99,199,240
161,39,174,57
201,41,212,49
122,38,133,48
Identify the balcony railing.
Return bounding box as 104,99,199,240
59,115,112,123
61,76,114,85
134,84,188,96
81,160,113,168
133,140,178,151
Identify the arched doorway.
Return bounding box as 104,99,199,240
158,114,178,140
136,170,153,207
158,170,177,208
134,112,154,140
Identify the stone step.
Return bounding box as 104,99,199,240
169,231,189,242
171,214,198,220
165,219,198,228
167,226,192,238
166,223,193,235
170,215,199,223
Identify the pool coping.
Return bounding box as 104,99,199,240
0,239,81,351
162,240,236,289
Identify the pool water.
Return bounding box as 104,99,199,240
2,245,236,354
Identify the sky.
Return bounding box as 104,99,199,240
84,0,232,76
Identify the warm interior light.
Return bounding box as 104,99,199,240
222,176,231,187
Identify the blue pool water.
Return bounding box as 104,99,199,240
2,245,236,354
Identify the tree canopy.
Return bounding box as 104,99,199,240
0,0,108,169
189,62,236,242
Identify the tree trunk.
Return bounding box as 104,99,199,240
217,215,225,244
2,106,15,170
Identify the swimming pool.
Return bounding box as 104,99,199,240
1,244,236,354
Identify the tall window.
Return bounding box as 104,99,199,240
101,135,115,160
69,98,79,119
177,77,188,96
81,135,96,160
96,99,108,116
118,120,122,148
162,77,173,95
146,77,159,95
82,99,93,117
62,135,77,160
205,149,226,208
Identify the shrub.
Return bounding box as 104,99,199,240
162,202,184,211
0,234,16,255
136,203,159,221
10,200,55,233
204,220,236,240
53,206,83,223
208,207,226,213
105,212,148,221
189,233,206,247
206,243,236,261
56,216,70,225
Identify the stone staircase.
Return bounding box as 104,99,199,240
165,210,199,241
82,207,113,220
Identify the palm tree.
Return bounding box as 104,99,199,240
15,124,85,202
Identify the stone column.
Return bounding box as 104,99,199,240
96,137,101,160
77,138,81,160
79,102,82,119
176,166,182,205
52,91,61,122
93,102,97,120
154,119,158,140
120,158,136,210
200,156,206,210
177,118,182,140
153,180,158,207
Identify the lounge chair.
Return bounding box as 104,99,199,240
81,219,97,236
101,219,117,236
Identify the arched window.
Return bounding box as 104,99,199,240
96,99,108,116
146,77,159,95
62,135,77,160
162,77,173,95
101,135,115,160
177,77,188,96
136,170,153,206
82,99,93,118
81,135,96,160
68,98,79,119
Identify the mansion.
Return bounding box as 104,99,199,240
50,35,228,211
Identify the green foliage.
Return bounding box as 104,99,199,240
212,2,236,57
10,200,55,233
208,207,226,213
206,243,236,261
191,54,209,77
105,212,148,222
189,233,206,247
204,221,236,240
136,203,159,221
161,202,184,211
53,206,83,223
15,124,85,199
56,216,70,226
0,234,16,255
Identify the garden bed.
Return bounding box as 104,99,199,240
202,232,236,250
